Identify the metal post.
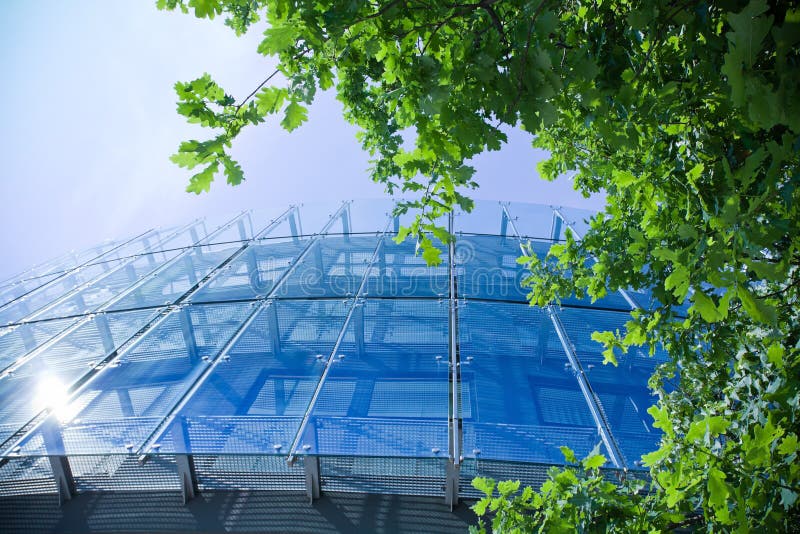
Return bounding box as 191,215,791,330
447,210,461,508
304,456,321,503
41,416,75,505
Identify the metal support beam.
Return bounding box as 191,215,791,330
176,454,197,504
41,417,75,505
267,303,282,356
549,307,626,469
445,459,460,510
183,255,198,286
447,210,461,508
179,307,199,363
49,455,76,506
304,456,321,503
172,418,198,503
500,208,509,244
288,211,300,243
353,303,365,357
94,313,116,354
237,218,249,241
550,209,563,242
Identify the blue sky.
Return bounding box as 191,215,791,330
0,1,604,281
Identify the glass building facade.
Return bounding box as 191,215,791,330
0,200,662,510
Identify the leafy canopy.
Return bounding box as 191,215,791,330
158,0,800,530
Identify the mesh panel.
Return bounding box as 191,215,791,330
191,240,306,303
0,456,57,497
12,304,253,456
0,310,157,446
296,299,449,457
274,236,379,299
0,259,128,325
69,454,180,492
107,245,241,311
320,456,445,496
0,272,64,309
193,454,305,491
35,252,178,320
456,235,529,302
459,302,601,464
0,317,76,370
366,237,449,298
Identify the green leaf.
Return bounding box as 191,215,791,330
186,160,219,194
281,101,308,131
222,156,244,186
725,0,772,68
582,452,606,470
777,434,798,456
559,446,577,464
255,87,288,115
472,477,495,497
497,480,520,497
188,0,222,19
258,22,297,55
421,244,443,266
665,265,690,300
691,291,724,323
641,445,670,467
767,343,785,368
737,287,777,325
648,405,674,438
707,468,729,513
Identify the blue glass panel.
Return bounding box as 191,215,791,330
323,199,393,235
0,318,77,372
554,206,596,239
274,236,380,299
33,249,186,321
459,302,604,464
0,272,64,309
0,309,160,447
190,239,307,303
365,236,449,298
505,202,558,241
266,201,344,238
106,243,241,312
557,307,663,467
295,299,450,458
153,299,350,455
11,303,254,456
454,200,509,236
0,258,134,326
456,235,531,302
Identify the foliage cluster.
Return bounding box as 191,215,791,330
158,0,800,530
